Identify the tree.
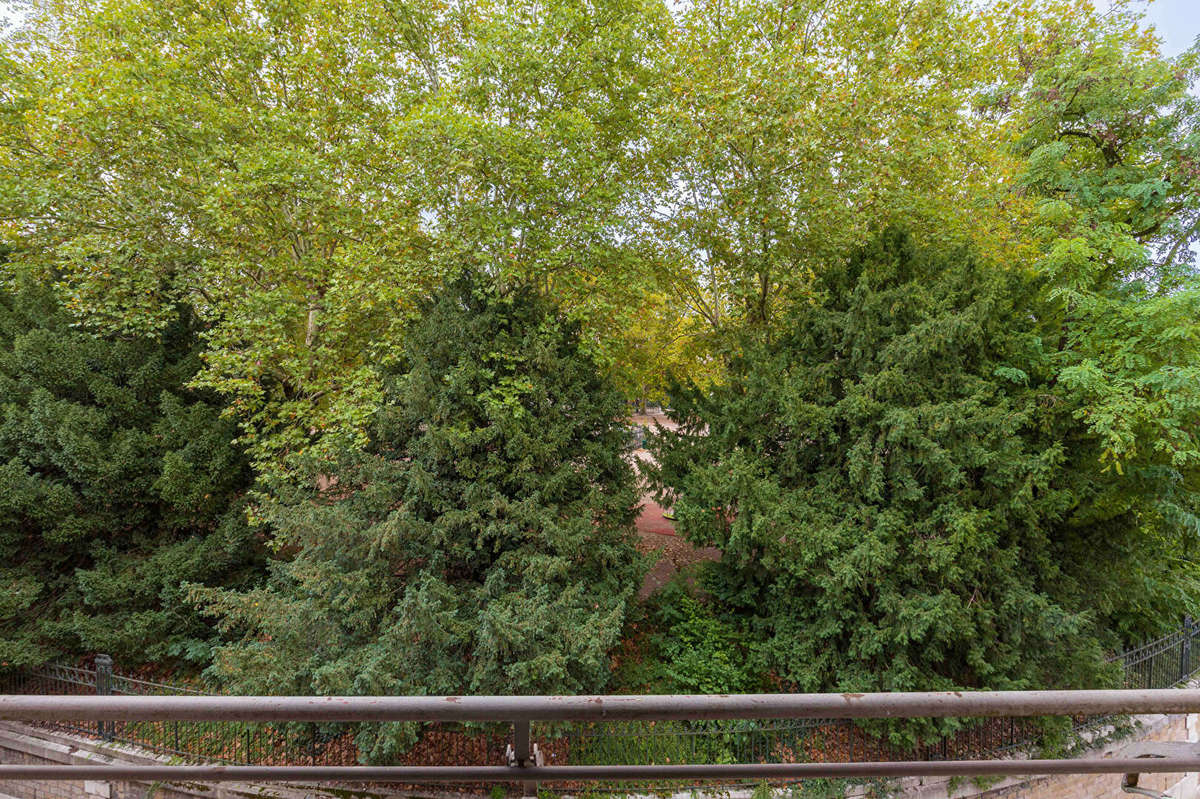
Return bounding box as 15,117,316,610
3,0,1197,470
0,271,261,668
984,0,1200,492
988,0,1200,281
637,0,1018,340
0,0,669,478
646,232,1200,714
196,272,643,761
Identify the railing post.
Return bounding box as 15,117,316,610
94,654,112,741
1183,617,1195,683
512,719,536,797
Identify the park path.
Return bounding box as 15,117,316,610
628,411,720,599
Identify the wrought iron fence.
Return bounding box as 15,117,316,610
542,619,1200,771
1114,619,1200,689
0,661,367,767
3,692,1200,793
2,618,1199,774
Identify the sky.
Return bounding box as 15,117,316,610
1138,0,1199,57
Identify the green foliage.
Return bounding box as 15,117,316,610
648,232,1200,725
982,5,1200,642
0,273,260,668
197,272,644,761
991,4,1200,497
0,0,670,478
653,587,754,694
564,715,788,769
3,0,1197,476
0,0,1198,721
788,781,894,799
617,580,757,695
998,0,1200,286
642,0,1004,336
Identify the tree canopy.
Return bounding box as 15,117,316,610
195,273,643,759
646,231,1200,706
6,0,1195,461
0,0,671,475
0,271,260,668
0,0,1197,705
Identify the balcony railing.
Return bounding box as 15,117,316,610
1,690,1200,787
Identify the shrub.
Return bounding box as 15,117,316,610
648,232,1198,723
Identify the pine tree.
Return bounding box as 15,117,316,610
0,274,261,668
647,231,1200,708
199,272,643,761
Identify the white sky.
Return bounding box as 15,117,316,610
0,2,26,31
1139,0,1200,57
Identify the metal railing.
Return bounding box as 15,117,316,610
0,659,367,767
4,619,1200,776
1,691,1200,785
1115,620,1200,690
1,620,1199,792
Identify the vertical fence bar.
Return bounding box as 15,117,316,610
94,654,112,741
1193,617,1199,677
1183,617,1195,683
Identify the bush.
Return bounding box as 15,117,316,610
628,580,757,694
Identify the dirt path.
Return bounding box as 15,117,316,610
628,411,720,600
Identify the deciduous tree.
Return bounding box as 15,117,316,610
0,0,668,477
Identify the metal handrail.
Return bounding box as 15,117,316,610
1,759,1200,782
4,689,1200,722
2,690,1200,783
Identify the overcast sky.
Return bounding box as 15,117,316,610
1137,0,1199,56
